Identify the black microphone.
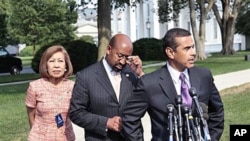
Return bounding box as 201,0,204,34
174,114,179,141
181,104,192,141
193,116,203,140
188,108,199,141
189,87,211,141
167,104,175,141
176,95,183,141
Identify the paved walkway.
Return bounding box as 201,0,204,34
73,68,250,141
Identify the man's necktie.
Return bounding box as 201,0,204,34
180,73,192,107
112,71,121,101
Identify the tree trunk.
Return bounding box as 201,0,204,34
189,0,207,60
220,15,236,55
213,0,242,55
97,0,112,61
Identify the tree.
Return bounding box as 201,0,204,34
7,0,78,55
97,0,112,60
234,2,250,35
80,0,136,60
212,0,248,55
0,0,12,47
158,0,249,58
189,0,215,60
158,0,212,60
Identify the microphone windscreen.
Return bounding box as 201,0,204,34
191,102,209,120
199,102,209,120
167,104,175,112
167,104,177,115
181,104,190,114
189,87,197,97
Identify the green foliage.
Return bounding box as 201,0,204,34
7,0,78,46
0,0,14,46
64,40,98,74
78,35,95,44
133,38,165,61
158,0,188,23
235,8,250,35
31,40,98,74
0,14,8,47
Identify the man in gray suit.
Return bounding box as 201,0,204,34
69,34,144,141
122,28,224,141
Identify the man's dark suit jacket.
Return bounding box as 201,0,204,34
69,59,139,141
122,65,224,141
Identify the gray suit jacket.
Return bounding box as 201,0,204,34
122,64,224,141
69,59,139,141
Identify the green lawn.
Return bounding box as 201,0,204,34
20,56,33,67
220,85,250,141
0,84,29,141
1,82,250,140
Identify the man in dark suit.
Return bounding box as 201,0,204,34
69,34,144,141
122,28,224,141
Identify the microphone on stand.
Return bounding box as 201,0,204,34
176,95,183,141
167,104,175,141
182,104,192,141
174,115,179,141
188,107,199,141
189,87,211,141
193,116,202,140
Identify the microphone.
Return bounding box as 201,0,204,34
199,102,209,120
181,104,192,141
188,107,199,141
174,115,179,141
176,95,183,141
189,87,211,141
167,104,175,141
193,116,203,141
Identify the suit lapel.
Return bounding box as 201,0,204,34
119,66,136,104
189,67,201,97
159,66,178,105
95,61,119,102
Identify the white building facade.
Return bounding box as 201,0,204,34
76,0,245,53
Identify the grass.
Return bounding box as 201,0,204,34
0,74,41,84
143,51,250,75
1,51,250,140
195,51,250,75
219,83,250,141
0,83,30,141
1,82,250,140
20,56,33,67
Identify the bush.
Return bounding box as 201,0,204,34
78,35,95,44
64,40,98,74
133,38,165,61
31,40,98,74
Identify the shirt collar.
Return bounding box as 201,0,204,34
166,61,189,82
